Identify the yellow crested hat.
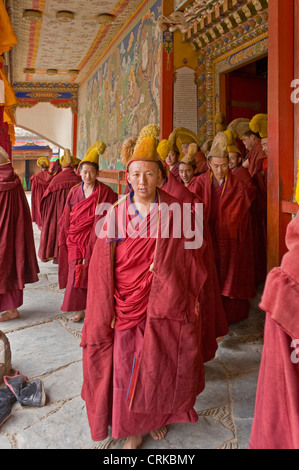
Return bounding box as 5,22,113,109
179,142,198,166
224,129,241,155
215,112,227,132
127,124,161,167
60,148,72,167
168,127,200,160
157,139,171,161
71,156,81,166
120,137,138,165
37,157,50,168
201,138,213,156
80,140,106,167
208,132,229,159
228,118,250,139
250,114,268,139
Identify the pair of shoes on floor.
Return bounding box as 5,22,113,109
0,372,46,427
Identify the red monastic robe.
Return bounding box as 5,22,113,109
195,150,208,175
38,167,81,262
168,161,181,182
192,170,256,324
30,170,53,229
163,172,228,362
80,189,207,441
247,140,266,177
58,181,118,311
250,213,299,449
0,162,39,311
246,141,267,283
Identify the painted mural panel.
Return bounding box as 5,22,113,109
78,0,162,169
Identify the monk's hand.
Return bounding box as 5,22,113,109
111,314,116,329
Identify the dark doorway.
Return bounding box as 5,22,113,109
224,56,268,123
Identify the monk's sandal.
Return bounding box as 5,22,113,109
4,372,46,407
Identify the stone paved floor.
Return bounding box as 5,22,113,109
0,195,265,450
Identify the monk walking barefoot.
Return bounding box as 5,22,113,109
123,435,143,449
81,126,206,447
150,426,168,441
0,147,39,321
0,309,20,322
69,310,85,322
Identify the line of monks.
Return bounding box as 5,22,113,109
2,112,297,449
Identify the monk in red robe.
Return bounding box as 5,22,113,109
81,130,207,449
58,142,118,322
165,146,181,182
192,132,256,325
158,162,228,362
0,147,39,322
30,157,52,229
38,150,81,263
250,212,299,449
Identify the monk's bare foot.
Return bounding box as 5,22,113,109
69,310,85,322
150,426,168,441
123,435,142,449
0,309,20,322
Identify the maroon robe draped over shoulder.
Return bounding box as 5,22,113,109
0,162,39,307
192,170,256,324
38,167,81,262
58,181,118,292
80,189,207,441
30,170,53,229
250,213,299,449
163,172,228,362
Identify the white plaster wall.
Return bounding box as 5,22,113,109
15,102,73,150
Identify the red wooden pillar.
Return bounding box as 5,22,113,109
267,0,294,270
160,0,174,140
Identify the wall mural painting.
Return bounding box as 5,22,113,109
78,0,162,169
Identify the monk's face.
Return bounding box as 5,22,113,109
228,152,241,171
165,150,178,168
242,134,257,151
127,160,162,204
80,163,98,186
209,157,229,184
179,162,195,185
261,137,268,155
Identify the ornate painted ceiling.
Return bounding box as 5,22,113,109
7,0,145,87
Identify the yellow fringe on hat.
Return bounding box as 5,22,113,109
81,140,106,166
135,125,160,151
208,132,228,159
168,127,201,159
228,118,250,139
250,114,268,139
131,136,160,163
224,129,241,154
37,157,50,168
60,148,72,166
157,139,171,161
201,139,213,156
71,156,81,166
120,137,137,165
215,112,227,132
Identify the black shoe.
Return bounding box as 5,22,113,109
4,373,46,407
0,387,16,427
